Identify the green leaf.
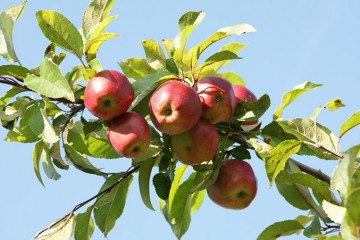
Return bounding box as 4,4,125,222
0,2,26,63
168,165,188,212
339,110,360,139
119,58,156,80
0,87,25,108
33,214,75,240
75,207,94,240
275,180,311,210
185,24,255,67
257,220,304,240
85,33,118,61
247,139,272,160
331,148,360,199
169,173,196,239
138,157,156,210
278,118,340,160
203,50,240,64
218,72,245,86
36,10,84,58
64,145,107,176
128,71,174,113
0,65,31,80
171,11,206,69
24,58,75,102
190,189,205,213
277,172,332,202
265,140,302,187
345,189,360,228
303,216,322,238
141,39,166,69
82,0,114,39
42,143,61,181
50,141,69,170
33,141,45,187
94,173,133,237
153,172,172,200
30,103,59,144
235,94,271,121
273,82,322,120
210,42,247,72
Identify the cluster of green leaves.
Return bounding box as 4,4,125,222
253,84,360,239
1,0,360,240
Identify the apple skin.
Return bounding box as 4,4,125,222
232,84,259,131
170,119,218,165
149,80,202,135
207,159,257,210
84,70,134,121
107,112,150,158
193,76,236,124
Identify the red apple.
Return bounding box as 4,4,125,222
232,84,259,131
193,76,236,124
84,70,134,120
107,112,150,158
170,119,218,165
207,159,257,209
149,80,202,135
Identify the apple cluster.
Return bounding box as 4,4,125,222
84,70,259,210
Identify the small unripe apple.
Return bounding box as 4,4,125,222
170,119,218,165
107,112,150,158
84,70,134,120
207,159,257,210
232,84,259,131
149,80,202,135
193,76,236,124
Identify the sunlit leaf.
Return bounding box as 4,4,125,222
278,118,340,160
257,220,304,240
265,140,302,186
141,39,166,69
94,173,133,236
24,58,75,102
36,10,84,58
218,72,245,86
0,2,26,63
273,82,322,120
119,58,156,80
345,189,360,228
168,165,188,213
33,214,75,240
85,33,118,61
322,200,345,224
325,97,345,111
339,110,360,139
82,0,114,39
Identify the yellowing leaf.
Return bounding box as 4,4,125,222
33,214,75,240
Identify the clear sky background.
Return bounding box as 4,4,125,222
1,0,360,239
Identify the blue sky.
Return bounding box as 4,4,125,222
1,0,360,239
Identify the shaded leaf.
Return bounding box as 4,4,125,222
138,157,156,210
303,216,321,238
36,10,84,58
0,65,31,80
273,82,322,120
24,58,75,102
277,172,332,202
345,189,360,227
153,172,172,200
74,207,94,240
94,173,133,236
42,143,61,180
33,141,45,187
276,180,311,210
